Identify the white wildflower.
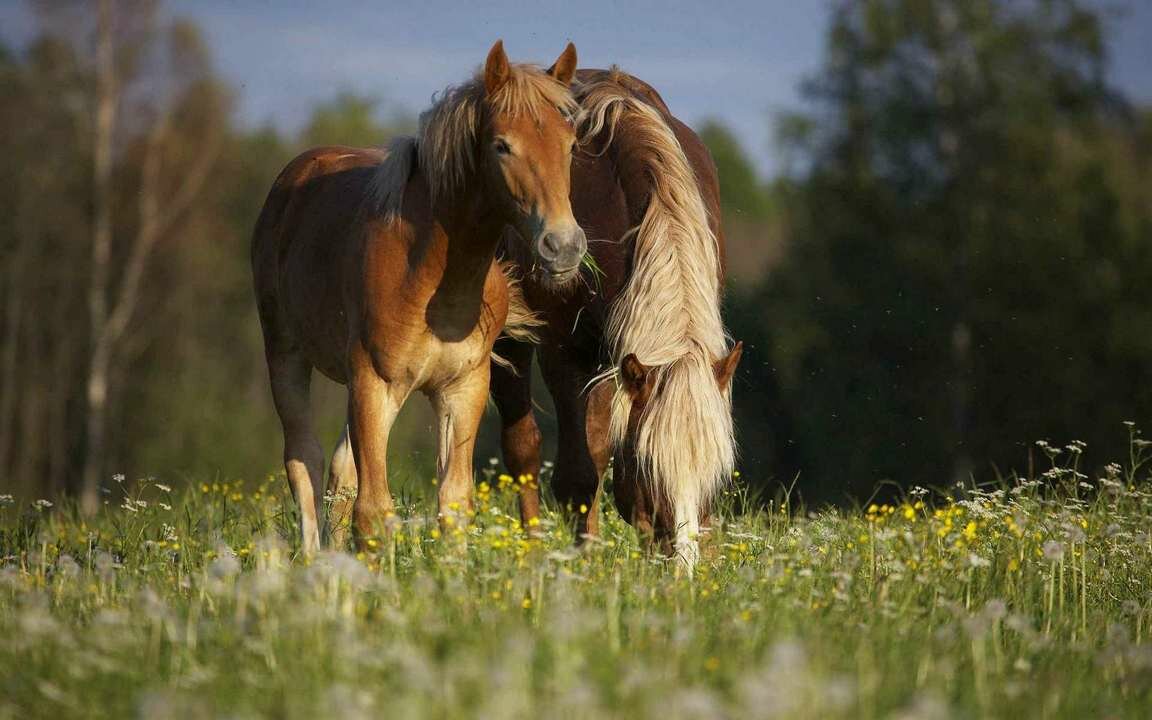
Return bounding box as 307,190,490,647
1042,540,1066,562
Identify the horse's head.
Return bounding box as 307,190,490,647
604,341,744,562
479,41,586,285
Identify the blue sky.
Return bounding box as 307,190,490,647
2,0,1148,176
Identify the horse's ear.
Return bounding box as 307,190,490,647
547,42,578,85
713,341,743,391
484,39,510,96
620,354,654,399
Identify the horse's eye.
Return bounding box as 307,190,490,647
494,139,512,156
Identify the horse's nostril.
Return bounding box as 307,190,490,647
539,233,561,260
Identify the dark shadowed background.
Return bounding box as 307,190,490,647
1,0,1150,506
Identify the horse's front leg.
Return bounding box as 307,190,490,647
431,363,490,532
348,348,402,548
538,348,612,544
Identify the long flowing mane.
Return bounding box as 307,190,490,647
371,63,580,217
578,71,734,555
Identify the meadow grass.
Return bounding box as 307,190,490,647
3,433,1152,719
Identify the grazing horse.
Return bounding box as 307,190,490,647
252,41,584,554
492,68,742,565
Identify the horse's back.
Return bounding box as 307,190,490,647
252,146,387,382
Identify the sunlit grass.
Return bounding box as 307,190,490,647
2,431,1152,718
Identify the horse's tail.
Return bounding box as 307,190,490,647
577,69,733,568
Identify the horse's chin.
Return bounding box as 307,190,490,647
535,266,581,294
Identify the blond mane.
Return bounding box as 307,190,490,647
578,71,734,564
371,63,580,217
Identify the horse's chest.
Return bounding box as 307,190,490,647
368,311,491,390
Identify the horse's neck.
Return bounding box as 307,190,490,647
419,188,504,333
435,191,503,289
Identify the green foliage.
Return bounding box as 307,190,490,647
698,120,773,221
728,0,1152,502
301,91,408,148
3,434,1152,717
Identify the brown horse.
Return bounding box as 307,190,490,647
252,41,585,554
492,68,742,565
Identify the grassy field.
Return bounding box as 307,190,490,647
3,434,1152,719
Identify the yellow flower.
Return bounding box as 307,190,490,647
579,504,588,514
521,597,532,609
704,657,720,672
963,521,978,542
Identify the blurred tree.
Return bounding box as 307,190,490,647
737,0,1152,502
697,121,788,287
77,2,227,512
697,121,773,222
302,91,411,148
0,26,93,498
0,1,234,501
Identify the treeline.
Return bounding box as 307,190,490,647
716,0,1152,503
0,2,426,503
2,0,1150,507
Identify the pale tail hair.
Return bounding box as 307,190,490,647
579,74,734,566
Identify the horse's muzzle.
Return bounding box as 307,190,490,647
536,225,587,278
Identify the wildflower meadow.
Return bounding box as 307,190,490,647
3,429,1152,719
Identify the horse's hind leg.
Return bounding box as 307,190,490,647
325,425,358,548
266,350,324,556
490,338,543,531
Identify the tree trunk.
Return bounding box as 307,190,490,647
81,0,116,514
0,235,29,478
